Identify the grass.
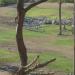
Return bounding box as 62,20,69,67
53,38,73,46
37,52,73,72
26,7,58,18
0,25,15,43
24,25,73,47
0,7,16,17
0,4,73,18
0,49,73,72
0,24,73,46
0,3,73,73
0,50,19,62
26,7,72,19
0,24,73,72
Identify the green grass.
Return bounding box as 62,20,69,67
0,5,72,18
26,7,72,19
0,7,16,17
0,25,73,72
0,4,73,73
53,38,73,46
26,7,58,18
0,49,73,72
0,24,73,46
0,26,15,43
0,50,19,62
0,30,15,43
37,52,73,72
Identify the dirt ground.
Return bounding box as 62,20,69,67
0,71,11,75
37,2,73,9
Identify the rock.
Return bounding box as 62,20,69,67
23,16,52,28
52,18,73,25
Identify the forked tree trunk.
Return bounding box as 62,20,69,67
16,0,48,75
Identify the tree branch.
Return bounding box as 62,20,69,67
15,0,48,23
25,58,56,73
22,55,39,69
24,0,48,12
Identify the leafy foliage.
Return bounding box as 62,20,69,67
0,0,17,5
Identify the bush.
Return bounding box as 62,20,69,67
0,0,17,6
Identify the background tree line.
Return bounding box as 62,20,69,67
0,0,74,6
0,0,16,6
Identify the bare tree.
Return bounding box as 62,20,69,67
16,0,56,75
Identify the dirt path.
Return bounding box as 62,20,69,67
0,71,12,75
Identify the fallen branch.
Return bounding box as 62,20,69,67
22,55,39,69
25,58,56,73
29,71,55,75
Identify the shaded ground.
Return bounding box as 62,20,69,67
0,70,71,75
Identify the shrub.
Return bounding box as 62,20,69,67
0,0,17,6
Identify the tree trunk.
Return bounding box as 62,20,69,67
16,0,48,75
59,0,62,35
16,13,27,66
16,0,27,66
16,1,27,75
73,0,75,50
16,10,27,75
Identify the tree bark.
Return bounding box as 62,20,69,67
16,0,27,67
16,0,27,75
16,0,48,75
